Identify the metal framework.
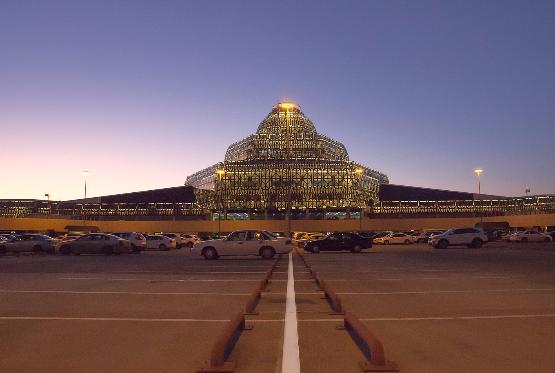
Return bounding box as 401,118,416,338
186,102,388,213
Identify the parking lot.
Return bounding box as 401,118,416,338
1,243,554,373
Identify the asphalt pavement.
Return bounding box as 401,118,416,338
0,243,553,373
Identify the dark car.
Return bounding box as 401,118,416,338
304,232,372,253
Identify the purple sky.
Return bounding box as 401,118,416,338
1,0,553,200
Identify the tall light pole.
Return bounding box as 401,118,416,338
474,168,483,225
82,170,90,200
82,171,90,226
216,169,225,234
355,168,364,231
474,168,483,195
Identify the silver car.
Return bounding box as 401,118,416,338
111,232,147,252
0,234,56,255
58,233,131,255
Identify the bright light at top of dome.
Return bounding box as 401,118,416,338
275,101,299,110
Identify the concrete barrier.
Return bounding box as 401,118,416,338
245,288,261,315
198,312,249,372
264,269,273,283
314,275,325,291
343,312,399,372
324,284,343,314
259,278,268,291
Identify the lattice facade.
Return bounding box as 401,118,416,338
186,102,388,211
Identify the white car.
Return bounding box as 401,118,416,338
179,234,199,248
161,233,186,248
429,228,488,249
509,230,552,242
406,232,421,243
0,234,57,254
192,230,292,260
112,232,147,252
373,233,413,245
146,235,176,250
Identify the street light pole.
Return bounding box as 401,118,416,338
216,169,225,235
82,171,90,226
474,168,483,225
82,170,90,200
474,168,483,195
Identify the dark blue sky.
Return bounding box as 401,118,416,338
1,0,553,200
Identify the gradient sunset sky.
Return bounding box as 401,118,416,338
1,0,553,200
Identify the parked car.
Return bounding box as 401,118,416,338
161,233,186,248
406,231,421,243
371,231,394,240
357,231,376,239
413,230,444,243
0,233,17,241
179,234,199,248
146,235,176,250
305,232,372,253
429,228,488,249
0,234,56,255
192,230,292,260
297,232,327,248
112,232,147,252
58,233,131,255
508,230,552,242
373,233,413,245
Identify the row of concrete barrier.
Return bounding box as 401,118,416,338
198,255,282,372
299,253,400,372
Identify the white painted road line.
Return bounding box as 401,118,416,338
337,288,555,295
281,252,301,373
261,314,555,322
57,277,263,282
0,316,232,322
359,314,555,321
0,290,250,296
2,314,553,323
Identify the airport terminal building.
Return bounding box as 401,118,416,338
0,102,553,225
185,102,387,216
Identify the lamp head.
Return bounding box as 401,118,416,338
274,101,299,111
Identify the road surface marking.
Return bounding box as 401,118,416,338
115,271,268,274
359,314,555,321
57,277,263,282
260,314,555,322
0,290,250,296
337,288,555,295
0,316,232,322
2,314,552,323
282,252,301,373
